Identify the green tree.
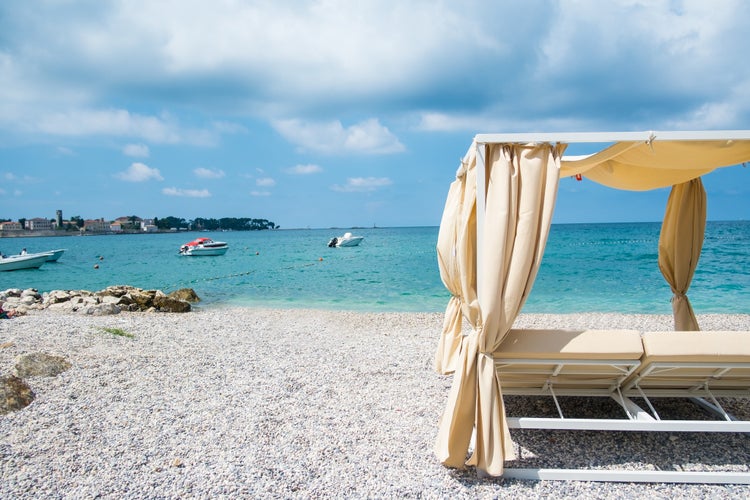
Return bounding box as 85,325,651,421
157,216,187,230
70,216,84,229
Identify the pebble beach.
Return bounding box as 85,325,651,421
1,308,750,499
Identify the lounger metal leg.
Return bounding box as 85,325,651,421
690,385,736,421
635,385,661,420
547,385,565,419
612,391,656,422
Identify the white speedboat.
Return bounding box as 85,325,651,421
179,237,229,256
0,253,49,271
328,232,364,247
44,249,66,262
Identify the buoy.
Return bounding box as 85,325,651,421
319,257,323,261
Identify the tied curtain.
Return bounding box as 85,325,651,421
658,178,707,331
434,142,564,476
434,145,480,375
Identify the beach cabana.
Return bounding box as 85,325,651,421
434,130,750,483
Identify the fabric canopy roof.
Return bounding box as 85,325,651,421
475,130,750,190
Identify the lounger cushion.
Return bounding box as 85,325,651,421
641,331,750,363
495,329,644,360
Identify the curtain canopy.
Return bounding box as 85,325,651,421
434,142,563,476
435,131,750,477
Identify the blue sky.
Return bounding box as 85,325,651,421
1,0,749,229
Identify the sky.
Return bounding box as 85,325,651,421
1,0,749,229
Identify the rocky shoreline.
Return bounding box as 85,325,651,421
0,285,200,316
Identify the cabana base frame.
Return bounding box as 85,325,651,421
493,328,750,483
502,468,750,484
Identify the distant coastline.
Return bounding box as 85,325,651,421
0,228,278,239
0,229,188,239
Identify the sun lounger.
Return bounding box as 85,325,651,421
492,328,750,483
495,328,643,396
494,329,651,426
623,331,750,425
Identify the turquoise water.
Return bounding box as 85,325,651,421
1,222,748,314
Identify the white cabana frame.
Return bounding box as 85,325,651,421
435,130,750,484
473,129,750,288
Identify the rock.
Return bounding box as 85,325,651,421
20,289,41,300
168,288,201,303
3,286,195,314
14,353,72,378
97,285,136,298
128,289,158,310
19,295,38,306
2,288,22,298
0,375,35,414
44,290,74,304
152,295,191,313
99,295,122,306
82,303,121,315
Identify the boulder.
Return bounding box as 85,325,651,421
14,352,72,378
153,295,191,313
81,303,121,316
0,375,35,414
168,288,201,303
128,289,158,310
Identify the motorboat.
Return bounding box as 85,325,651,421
14,248,64,262
43,249,66,262
328,232,364,247
179,237,228,256
0,253,50,271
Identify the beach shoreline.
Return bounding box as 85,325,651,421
1,308,749,498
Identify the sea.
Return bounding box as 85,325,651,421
1,221,748,314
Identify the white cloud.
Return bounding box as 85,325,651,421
123,143,150,157
285,164,322,175
250,190,271,197
2,1,749,143
38,109,182,143
115,162,164,182
2,172,39,184
162,187,211,197
273,118,404,154
194,167,226,179
331,177,392,192
256,177,276,187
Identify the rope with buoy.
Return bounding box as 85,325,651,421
160,251,360,291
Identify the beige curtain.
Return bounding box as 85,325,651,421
434,146,480,374
435,142,563,476
658,178,706,331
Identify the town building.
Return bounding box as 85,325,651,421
0,221,23,231
25,218,54,231
83,219,109,232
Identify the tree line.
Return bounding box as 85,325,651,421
156,216,278,231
